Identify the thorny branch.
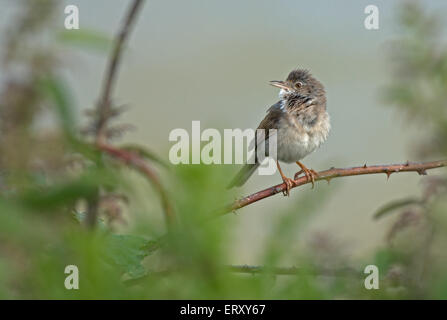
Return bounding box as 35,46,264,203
218,160,447,215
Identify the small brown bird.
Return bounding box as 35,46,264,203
228,69,330,195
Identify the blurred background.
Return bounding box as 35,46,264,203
0,0,446,299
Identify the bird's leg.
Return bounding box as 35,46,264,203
276,160,295,196
296,161,318,189
294,170,304,180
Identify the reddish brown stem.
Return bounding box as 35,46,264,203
96,0,145,143
220,160,447,215
97,142,176,228
89,0,146,228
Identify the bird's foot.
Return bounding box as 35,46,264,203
295,162,318,189
281,176,296,196
294,170,304,180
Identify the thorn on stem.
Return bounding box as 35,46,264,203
417,169,427,176
363,163,367,168
385,170,392,180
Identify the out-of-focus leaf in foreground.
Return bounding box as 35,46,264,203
57,29,112,52
104,234,158,279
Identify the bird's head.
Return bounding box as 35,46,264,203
269,69,325,101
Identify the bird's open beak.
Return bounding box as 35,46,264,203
269,80,291,91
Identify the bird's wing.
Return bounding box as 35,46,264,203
227,101,282,188
259,100,282,130
266,100,285,113
252,101,283,159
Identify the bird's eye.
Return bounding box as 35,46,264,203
295,82,303,88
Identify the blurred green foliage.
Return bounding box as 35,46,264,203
57,29,112,53
384,1,447,157
0,0,446,300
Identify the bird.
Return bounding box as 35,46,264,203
227,69,330,196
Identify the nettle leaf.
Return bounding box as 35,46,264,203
105,234,158,278
373,198,424,220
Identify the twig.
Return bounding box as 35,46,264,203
219,160,447,215
98,142,176,227
96,0,145,143
89,0,147,228
85,187,100,228
123,264,357,286
228,265,356,277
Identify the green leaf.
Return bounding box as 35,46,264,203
373,198,423,220
57,29,112,52
37,75,75,138
15,167,119,211
373,248,407,272
104,234,159,278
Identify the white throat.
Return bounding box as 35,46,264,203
278,88,290,100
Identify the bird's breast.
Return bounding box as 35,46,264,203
276,111,330,163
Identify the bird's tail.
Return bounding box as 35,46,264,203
227,163,259,189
